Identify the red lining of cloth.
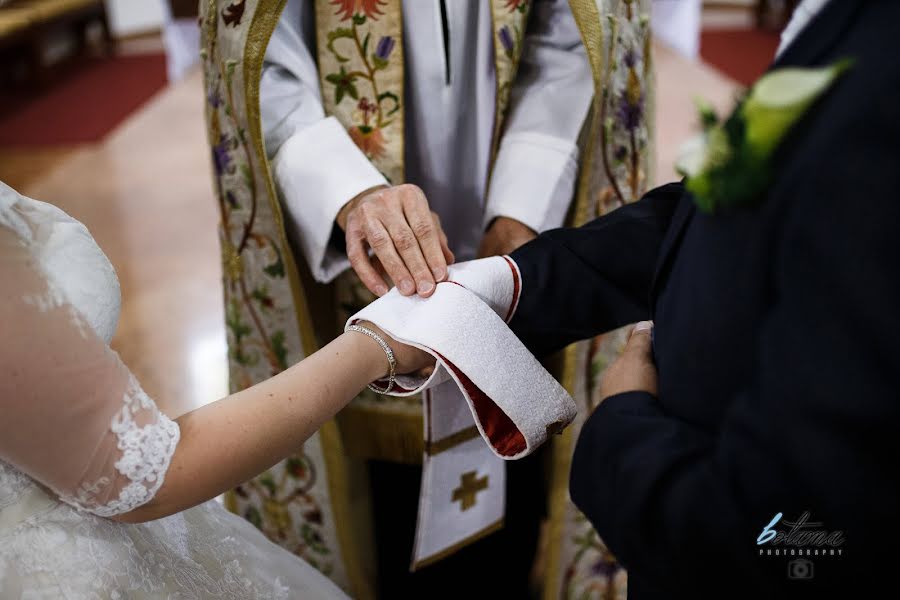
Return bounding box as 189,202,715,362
501,256,520,323
433,350,526,457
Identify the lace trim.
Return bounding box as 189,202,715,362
60,376,181,518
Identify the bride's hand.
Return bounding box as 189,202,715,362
358,321,436,375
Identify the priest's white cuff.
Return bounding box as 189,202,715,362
272,116,388,283
484,131,580,233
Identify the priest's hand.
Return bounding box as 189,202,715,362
337,184,455,298
599,321,658,401
478,217,537,258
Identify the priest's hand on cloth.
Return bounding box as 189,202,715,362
477,216,537,259
336,184,455,299
599,321,659,402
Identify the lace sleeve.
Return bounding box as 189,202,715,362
0,220,180,518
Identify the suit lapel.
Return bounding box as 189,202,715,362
772,0,865,68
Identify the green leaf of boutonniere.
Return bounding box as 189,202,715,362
677,59,853,214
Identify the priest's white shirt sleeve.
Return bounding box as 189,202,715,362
484,0,594,234
260,0,386,284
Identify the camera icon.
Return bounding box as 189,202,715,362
788,558,814,580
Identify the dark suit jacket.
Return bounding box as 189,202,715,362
509,1,900,597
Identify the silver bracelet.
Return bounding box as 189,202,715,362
347,324,397,394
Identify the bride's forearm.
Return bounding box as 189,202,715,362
114,331,386,523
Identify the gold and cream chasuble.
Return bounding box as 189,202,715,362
200,0,654,597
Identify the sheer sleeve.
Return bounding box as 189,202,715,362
0,221,180,518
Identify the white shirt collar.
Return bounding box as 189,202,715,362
776,0,833,58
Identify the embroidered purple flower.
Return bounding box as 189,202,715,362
617,70,645,132
617,92,644,132
499,26,515,57
207,88,223,109
590,557,619,579
212,133,233,175
623,48,640,69
375,36,395,61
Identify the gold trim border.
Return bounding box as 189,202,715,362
244,3,372,598
425,425,481,456
410,518,506,571
337,401,425,464
568,0,606,229
542,4,606,597
543,343,581,600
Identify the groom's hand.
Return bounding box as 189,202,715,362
478,217,537,258
600,321,658,401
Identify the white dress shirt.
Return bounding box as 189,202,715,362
777,0,833,58
260,0,593,283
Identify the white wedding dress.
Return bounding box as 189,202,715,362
0,181,347,599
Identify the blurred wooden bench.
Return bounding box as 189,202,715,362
705,0,800,30
0,0,113,87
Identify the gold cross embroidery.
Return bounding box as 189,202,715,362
451,471,489,511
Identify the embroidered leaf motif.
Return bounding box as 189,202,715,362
226,299,251,342
251,285,274,310
239,163,253,189
271,330,289,371
263,250,285,278
244,504,262,529
377,91,400,118
372,55,388,71
232,347,258,367
225,59,237,81
259,472,277,496
325,66,359,104
326,28,355,62
302,522,331,554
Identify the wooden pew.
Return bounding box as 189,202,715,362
0,0,112,88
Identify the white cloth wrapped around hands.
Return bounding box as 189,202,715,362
347,256,576,460
347,255,576,567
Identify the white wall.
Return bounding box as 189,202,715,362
104,0,167,37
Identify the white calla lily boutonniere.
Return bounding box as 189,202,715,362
676,60,853,214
